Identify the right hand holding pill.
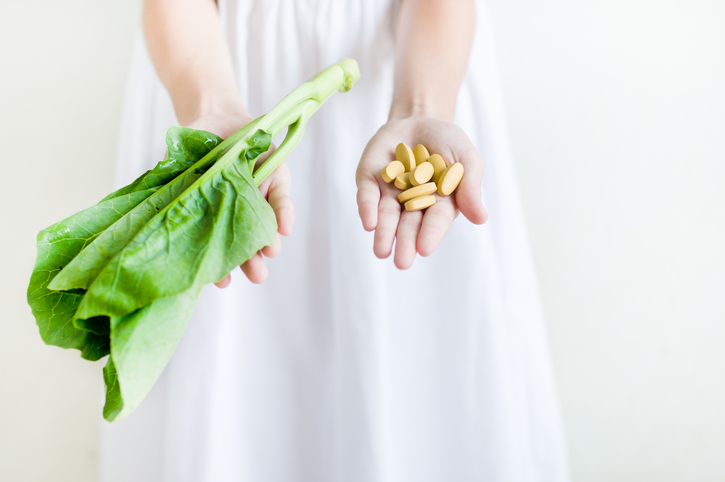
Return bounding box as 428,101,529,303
356,116,488,269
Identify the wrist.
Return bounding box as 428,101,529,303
183,108,254,140
197,95,250,122
388,96,456,122
172,84,250,126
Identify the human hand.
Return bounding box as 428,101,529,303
356,115,487,269
185,112,294,286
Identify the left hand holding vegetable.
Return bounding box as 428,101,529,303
184,113,294,287
356,115,488,269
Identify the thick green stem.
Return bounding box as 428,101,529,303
193,117,262,169
253,100,318,184
248,60,360,183
254,59,360,135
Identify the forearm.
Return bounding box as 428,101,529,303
143,0,247,125
389,0,475,122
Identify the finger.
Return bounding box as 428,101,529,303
455,148,488,225
214,274,231,289
394,210,424,269
261,233,282,258
373,194,402,259
266,167,294,236
417,199,457,257
240,252,268,284
356,174,381,232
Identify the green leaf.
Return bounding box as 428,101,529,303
34,124,274,419
244,129,273,162
101,127,223,201
103,286,201,422
29,127,223,360
77,151,276,319
27,189,157,360
102,356,122,420
48,130,225,293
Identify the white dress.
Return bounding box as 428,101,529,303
101,1,570,481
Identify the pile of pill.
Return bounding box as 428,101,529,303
380,143,464,211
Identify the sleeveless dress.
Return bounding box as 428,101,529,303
101,1,570,481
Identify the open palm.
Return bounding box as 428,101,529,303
356,116,488,269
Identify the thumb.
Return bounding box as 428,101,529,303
454,148,488,225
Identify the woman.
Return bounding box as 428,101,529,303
102,0,569,480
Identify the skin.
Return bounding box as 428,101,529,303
143,0,486,283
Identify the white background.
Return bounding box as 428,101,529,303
1,1,723,481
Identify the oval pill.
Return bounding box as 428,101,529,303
409,162,434,186
398,182,437,203
413,144,430,165
427,154,447,182
405,195,436,212
395,143,416,171
394,172,412,190
437,162,464,196
381,160,405,183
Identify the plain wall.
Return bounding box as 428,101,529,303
0,1,143,481
1,1,723,481
486,1,725,480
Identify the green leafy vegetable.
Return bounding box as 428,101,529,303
103,286,201,420
27,59,360,421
